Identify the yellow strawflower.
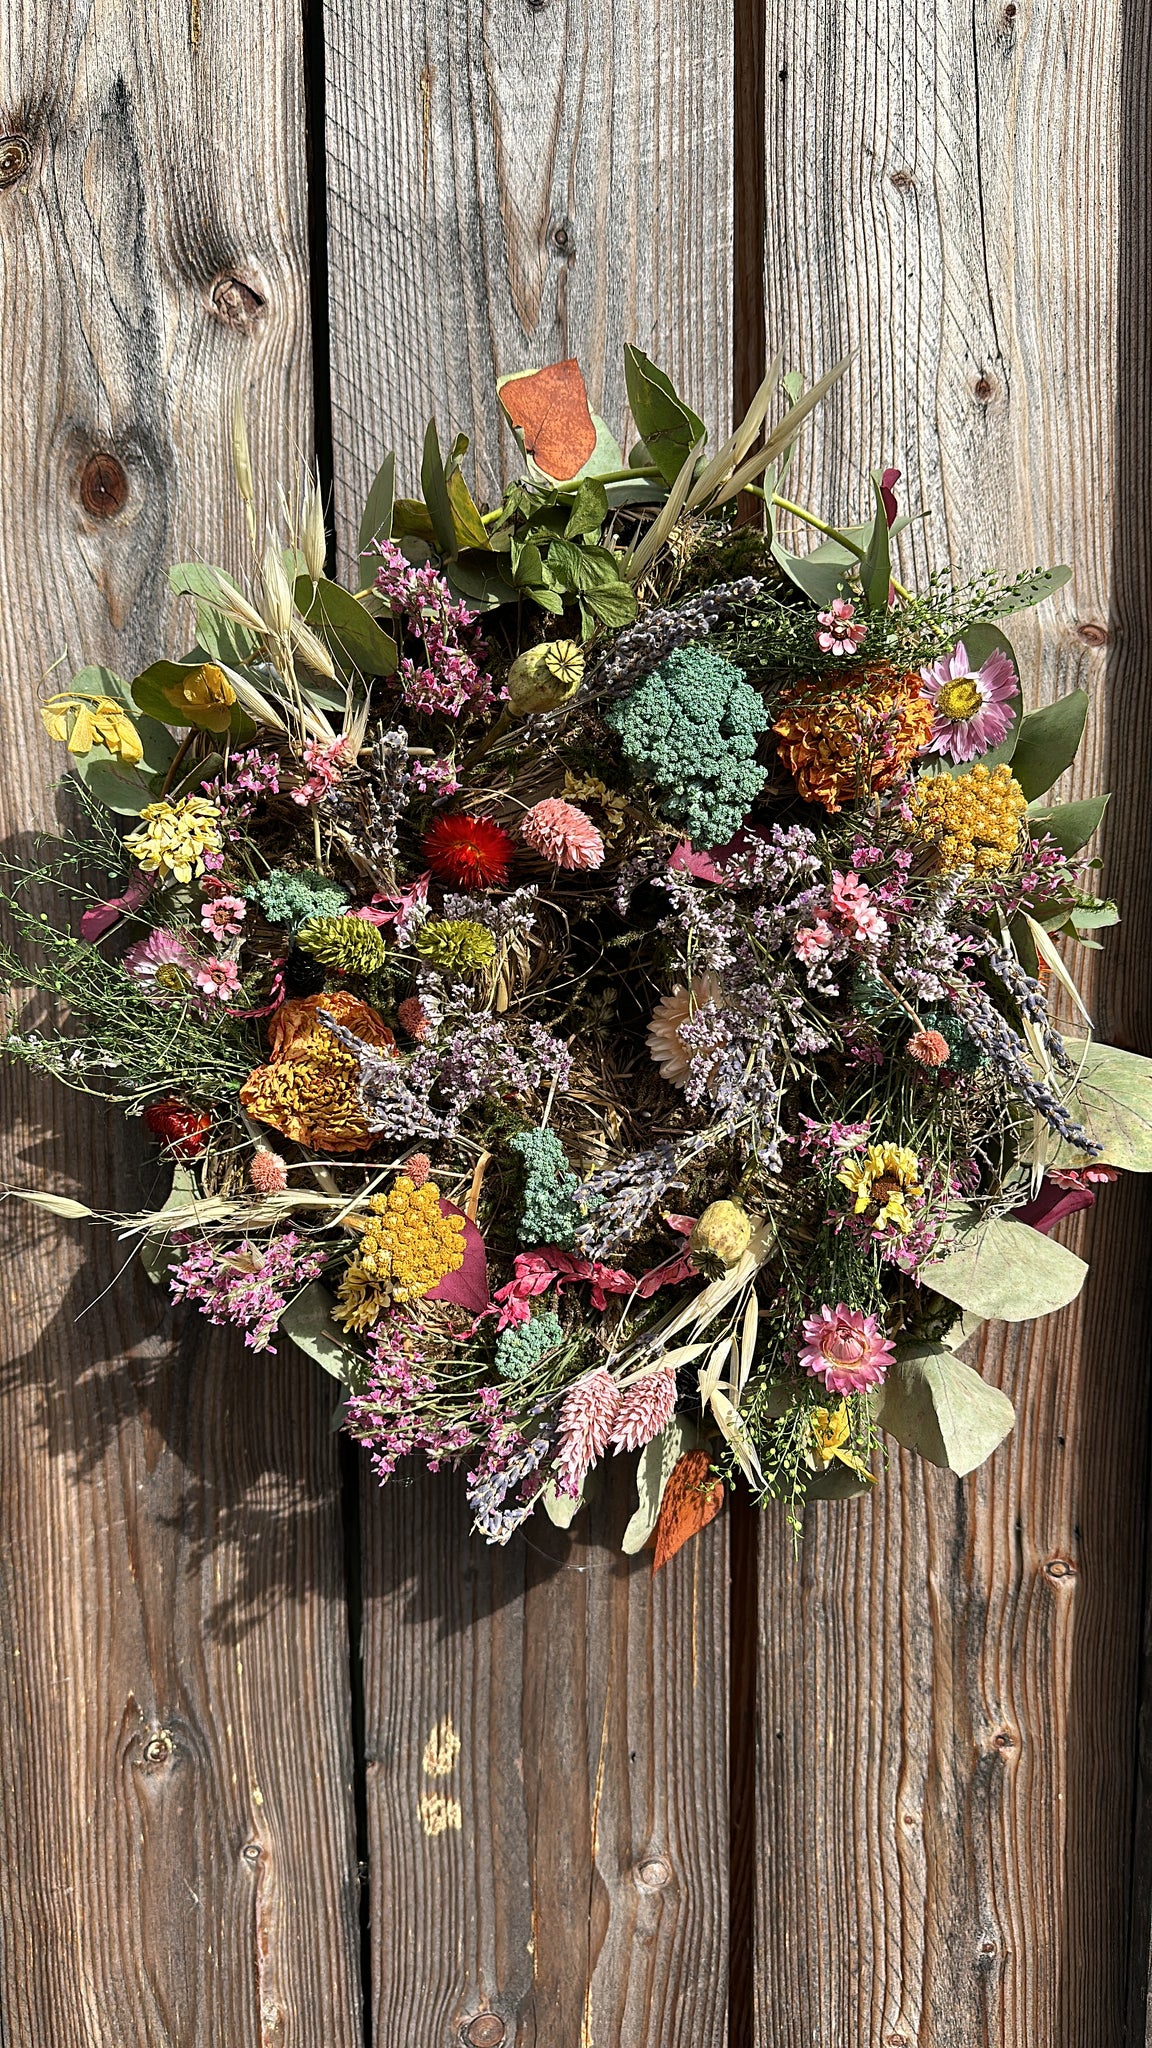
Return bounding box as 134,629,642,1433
124,795,223,883
41,692,143,764
908,763,1027,873
837,1143,923,1235
335,1174,466,1328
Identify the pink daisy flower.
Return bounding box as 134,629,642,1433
793,917,837,964
520,797,605,872
194,957,241,1003
815,598,867,656
123,928,197,1000
200,893,247,939
919,641,1018,763
798,1304,894,1395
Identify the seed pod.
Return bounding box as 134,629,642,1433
506,639,585,716
690,1200,752,1270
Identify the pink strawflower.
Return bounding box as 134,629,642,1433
200,892,247,939
799,1304,894,1395
610,1367,678,1452
815,598,867,656
194,957,241,1003
919,641,1018,762
290,736,349,807
520,798,605,872
397,995,431,1040
906,1028,950,1068
249,1149,289,1194
555,1368,621,1496
404,1152,432,1188
123,927,197,1000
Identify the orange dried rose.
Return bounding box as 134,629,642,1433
772,664,933,813
240,990,395,1154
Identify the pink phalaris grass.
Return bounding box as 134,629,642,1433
555,1368,621,1496
520,798,605,872
404,1152,432,1188
610,1365,678,1452
249,1149,288,1194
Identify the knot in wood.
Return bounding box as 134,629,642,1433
141,1728,173,1767
0,134,31,188
80,451,128,519
550,219,574,254
210,273,267,328
889,168,914,192
1077,620,1109,647
636,1856,672,1889
1045,1555,1076,1579
973,376,995,404
242,1841,262,1864
461,2016,506,2047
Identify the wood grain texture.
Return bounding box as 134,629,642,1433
359,1460,729,2047
322,0,735,560
757,2,1152,2043
0,6,362,2040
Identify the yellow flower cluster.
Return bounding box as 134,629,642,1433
908,763,1027,873
837,1143,923,1235
335,1175,466,1329
41,692,142,763
124,796,223,883
772,665,933,813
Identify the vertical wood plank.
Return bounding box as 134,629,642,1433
323,9,736,2033
757,3,1152,2044
0,8,362,2040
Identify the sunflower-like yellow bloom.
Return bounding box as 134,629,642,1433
334,1174,466,1328
41,692,143,764
907,762,1027,873
837,1143,924,1235
123,795,223,883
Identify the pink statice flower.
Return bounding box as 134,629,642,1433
815,598,867,656
200,893,247,939
374,541,496,720
194,957,241,1003
291,736,349,807
123,928,198,1000
919,640,1018,763
555,1369,621,1497
799,1304,894,1394
519,797,605,872
168,1232,327,1353
610,1367,678,1452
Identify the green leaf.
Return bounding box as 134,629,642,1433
920,1216,1088,1320
391,499,437,548
69,662,132,705
622,344,707,486
564,478,609,539
357,451,396,587
71,715,179,815
420,419,458,556
1026,793,1109,857
859,472,892,613
771,536,856,608
542,1481,584,1529
994,565,1073,617
137,1164,197,1284
622,1417,697,1554
447,469,491,551
1009,689,1089,799
561,413,624,483
582,580,638,627
278,1281,362,1383
802,1463,875,1501
872,1343,1015,1476
444,554,519,610
1052,1039,1152,1170
293,576,397,677
169,564,263,667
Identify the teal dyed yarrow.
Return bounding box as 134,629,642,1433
510,1126,583,1251
494,1311,564,1380
606,643,768,846
251,868,349,928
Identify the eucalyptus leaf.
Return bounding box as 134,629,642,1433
447,469,491,550
859,472,892,612
1009,690,1089,800
542,1481,584,1529
993,565,1073,616
420,419,458,555
623,344,707,486
278,1281,363,1383
293,576,397,677
566,413,624,481
920,1216,1088,1320
1050,1039,1152,1171
137,1163,197,1284
802,1463,876,1501
622,1416,697,1555
357,451,396,586
771,536,856,607
873,1343,1015,1476
1026,793,1109,857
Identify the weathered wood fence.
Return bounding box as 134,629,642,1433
1,1,1150,2041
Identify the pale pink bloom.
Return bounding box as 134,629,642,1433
195,957,241,1003
815,598,867,656
829,870,887,943
200,893,247,939
520,797,605,872
798,1304,894,1395
555,1369,621,1496
123,927,197,1000
919,641,1018,763
793,917,837,965
610,1367,678,1452
404,1152,432,1187
249,1149,289,1194
850,901,889,943
647,974,724,1086
290,736,349,806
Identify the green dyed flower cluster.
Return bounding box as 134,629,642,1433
494,1310,564,1379
606,644,767,845
510,1126,583,1250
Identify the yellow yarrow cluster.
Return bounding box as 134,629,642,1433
837,1143,923,1235
124,795,223,883
908,763,1027,873
335,1175,466,1329
41,692,142,763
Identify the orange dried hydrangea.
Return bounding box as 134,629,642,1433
772,664,933,812
240,990,395,1154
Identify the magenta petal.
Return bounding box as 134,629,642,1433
1013,1180,1095,1235
880,467,901,525
80,876,152,941
668,840,731,886
426,1202,489,1309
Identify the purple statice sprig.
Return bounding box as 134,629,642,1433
374,541,497,720
168,1232,327,1353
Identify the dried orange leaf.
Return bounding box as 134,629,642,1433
498,360,597,481
652,1449,724,1570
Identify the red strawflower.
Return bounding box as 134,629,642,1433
422,813,514,890
144,1098,211,1160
